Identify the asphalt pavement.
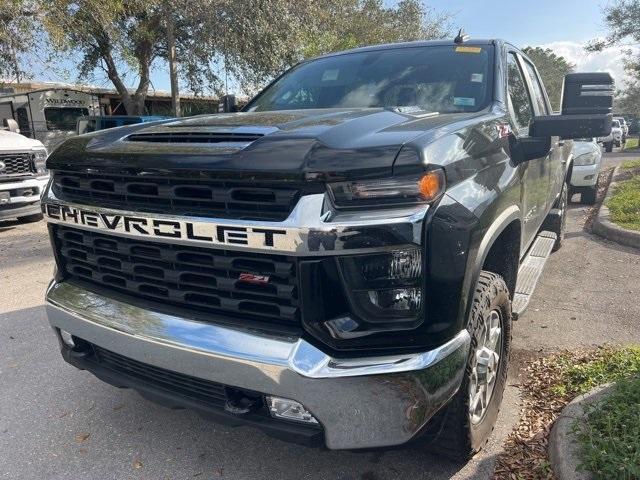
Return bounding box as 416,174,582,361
1,150,639,480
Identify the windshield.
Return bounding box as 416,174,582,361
612,120,620,127
247,45,494,113
45,107,90,131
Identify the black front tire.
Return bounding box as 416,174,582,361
17,213,43,224
426,271,512,461
605,142,613,153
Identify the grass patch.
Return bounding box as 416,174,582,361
607,175,640,231
621,159,640,170
554,346,640,396
625,137,639,150
494,346,640,480
574,377,640,479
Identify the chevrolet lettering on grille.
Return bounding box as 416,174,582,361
43,204,290,250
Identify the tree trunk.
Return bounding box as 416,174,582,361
166,17,181,117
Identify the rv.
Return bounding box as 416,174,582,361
0,88,99,151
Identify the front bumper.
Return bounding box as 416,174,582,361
571,163,600,187
0,176,49,220
46,280,470,450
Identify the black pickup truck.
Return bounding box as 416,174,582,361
42,38,613,459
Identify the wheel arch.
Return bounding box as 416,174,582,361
460,206,521,328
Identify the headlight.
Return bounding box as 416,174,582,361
327,170,445,208
339,249,423,324
31,148,48,175
574,152,598,166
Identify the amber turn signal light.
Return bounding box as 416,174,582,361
417,170,445,201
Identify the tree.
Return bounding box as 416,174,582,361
0,0,39,84
587,0,640,115
301,0,450,59
41,0,163,114
36,1,449,115
522,47,574,111
615,79,640,115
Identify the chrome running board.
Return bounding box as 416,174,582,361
512,231,557,319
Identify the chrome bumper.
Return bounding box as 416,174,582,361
0,176,48,218
46,281,470,449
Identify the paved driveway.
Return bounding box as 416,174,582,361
1,152,639,480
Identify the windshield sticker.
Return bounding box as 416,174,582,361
454,97,476,107
321,69,340,81
455,46,482,53
470,73,484,83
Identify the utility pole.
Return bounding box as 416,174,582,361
166,14,181,117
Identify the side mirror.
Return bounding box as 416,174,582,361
529,72,614,139
510,135,551,163
2,118,20,133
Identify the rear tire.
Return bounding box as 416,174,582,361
17,213,43,224
605,142,613,153
426,271,512,461
581,185,597,205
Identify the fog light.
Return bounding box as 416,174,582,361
266,396,318,424
59,329,75,348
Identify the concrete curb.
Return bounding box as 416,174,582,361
549,383,616,480
592,166,640,249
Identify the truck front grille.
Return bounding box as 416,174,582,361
0,153,34,176
51,170,308,221
53,225,300,326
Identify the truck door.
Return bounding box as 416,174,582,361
521,58,563,215
506,52,550,250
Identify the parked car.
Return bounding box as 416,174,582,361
570,138,602,204
0,119,49,223
599,119,623,152
76,115,170,135
613,116,629,143
42,39,612,459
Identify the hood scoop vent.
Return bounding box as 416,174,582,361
125,131,264,144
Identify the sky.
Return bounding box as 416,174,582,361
25,0,636,94
427,0,634,87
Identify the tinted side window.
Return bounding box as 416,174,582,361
507,53,533,131
523,60,549,115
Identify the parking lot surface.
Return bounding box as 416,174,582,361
1,152,639,480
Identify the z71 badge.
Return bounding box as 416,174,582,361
43,203,290,250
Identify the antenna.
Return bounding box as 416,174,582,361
454,28,470,44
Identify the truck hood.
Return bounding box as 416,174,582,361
48,108,479,181
0,130,46,151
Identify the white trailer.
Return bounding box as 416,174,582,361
0,88,100,151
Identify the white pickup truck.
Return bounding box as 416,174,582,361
0,122,49,223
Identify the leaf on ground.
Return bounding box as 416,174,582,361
75,432,90,443
133,460,143,469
